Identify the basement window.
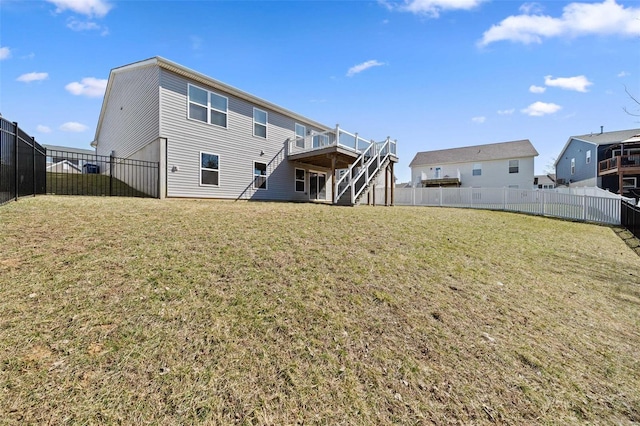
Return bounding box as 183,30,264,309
295,168,305,192
200,152,219,186
254,161,267,190
623,177,637,189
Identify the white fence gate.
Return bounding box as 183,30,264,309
378,187,631,225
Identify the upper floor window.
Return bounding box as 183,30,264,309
586,150,591,164
508,160,519,174
188,84,228,128
254,108,267,138
571,158,576,175
472,163,482,176
295,123,306,148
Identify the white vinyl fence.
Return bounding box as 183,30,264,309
379,187,631,225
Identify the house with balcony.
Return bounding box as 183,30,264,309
554,128,640,198
92,57,398,204
409,140,537,189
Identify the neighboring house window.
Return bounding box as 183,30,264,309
586,150,591,164
254,161,267,189
508,160,519,174
254,108,267,138
623,177,637,188
571,158,575,175
295,123,306,149
295,168,305,192
200,152,219,186
472,163,482,176
188,84,228,128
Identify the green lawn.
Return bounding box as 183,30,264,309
46,172,152,197
1,196,639,424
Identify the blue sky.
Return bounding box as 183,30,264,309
1,0,639,183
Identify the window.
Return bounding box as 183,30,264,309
253,108,267,138
254,161,267,189
571,158,575,175
623,177,637,188
188,84,228,128
586,150,591,164
295,124,306,149
472,163,482,176
508,160,519,174
295,168,305,192
200,152,219,186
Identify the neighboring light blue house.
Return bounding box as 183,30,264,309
92,57,398,204
554,128,640,197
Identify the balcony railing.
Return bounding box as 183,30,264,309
599,155,640,174
288,124,397,158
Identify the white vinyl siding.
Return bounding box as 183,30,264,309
159,69,330,201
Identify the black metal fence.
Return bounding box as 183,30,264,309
47,150,159,198
0,117,47,206
621,200,640,240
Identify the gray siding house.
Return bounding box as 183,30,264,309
409,140,538,189
554,128,640,197
92,57,397,204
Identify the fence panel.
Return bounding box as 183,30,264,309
0,117,46,206
387,187,625,225
47,150,159,198
621,201,640,239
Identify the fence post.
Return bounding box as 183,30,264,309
541,190,545,216
439,186,443,207
32,136,36,197
109,154,113,196
503,187,507,210
13,122,18,201
583,194,588,221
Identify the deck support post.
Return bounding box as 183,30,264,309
331,154,336,204
390,161,395,206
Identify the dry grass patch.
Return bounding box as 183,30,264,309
1,196,639,424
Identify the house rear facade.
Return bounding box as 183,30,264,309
92,57,397,204
409,140,538,188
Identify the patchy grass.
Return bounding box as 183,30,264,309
1,196,639,424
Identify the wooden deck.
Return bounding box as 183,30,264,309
420,177,461,187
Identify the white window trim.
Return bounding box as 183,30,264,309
188,84,228,129
508,159,519,174
586,149,591,164
295,168,305,193
571,158,576,175
623,177,637,188
295,123,306,149
199,151,220,187
472,163,482,176
253,107,267,139
253,161,267,190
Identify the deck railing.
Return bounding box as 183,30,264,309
288,124,396,157
599,155,640,173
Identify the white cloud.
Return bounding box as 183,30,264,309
46,0,112,18
497,108,515,115
478,0,640,47
65,77,108,97
471,116,486,123
0,46,10,60
618,71,629,77
36,125,52,134
529,85,546,93
66,18,108,34
386,0,485,18
346,60,385,77
16,72,49,83
521,101,562,116
544,75,592,92
60,122,88,132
